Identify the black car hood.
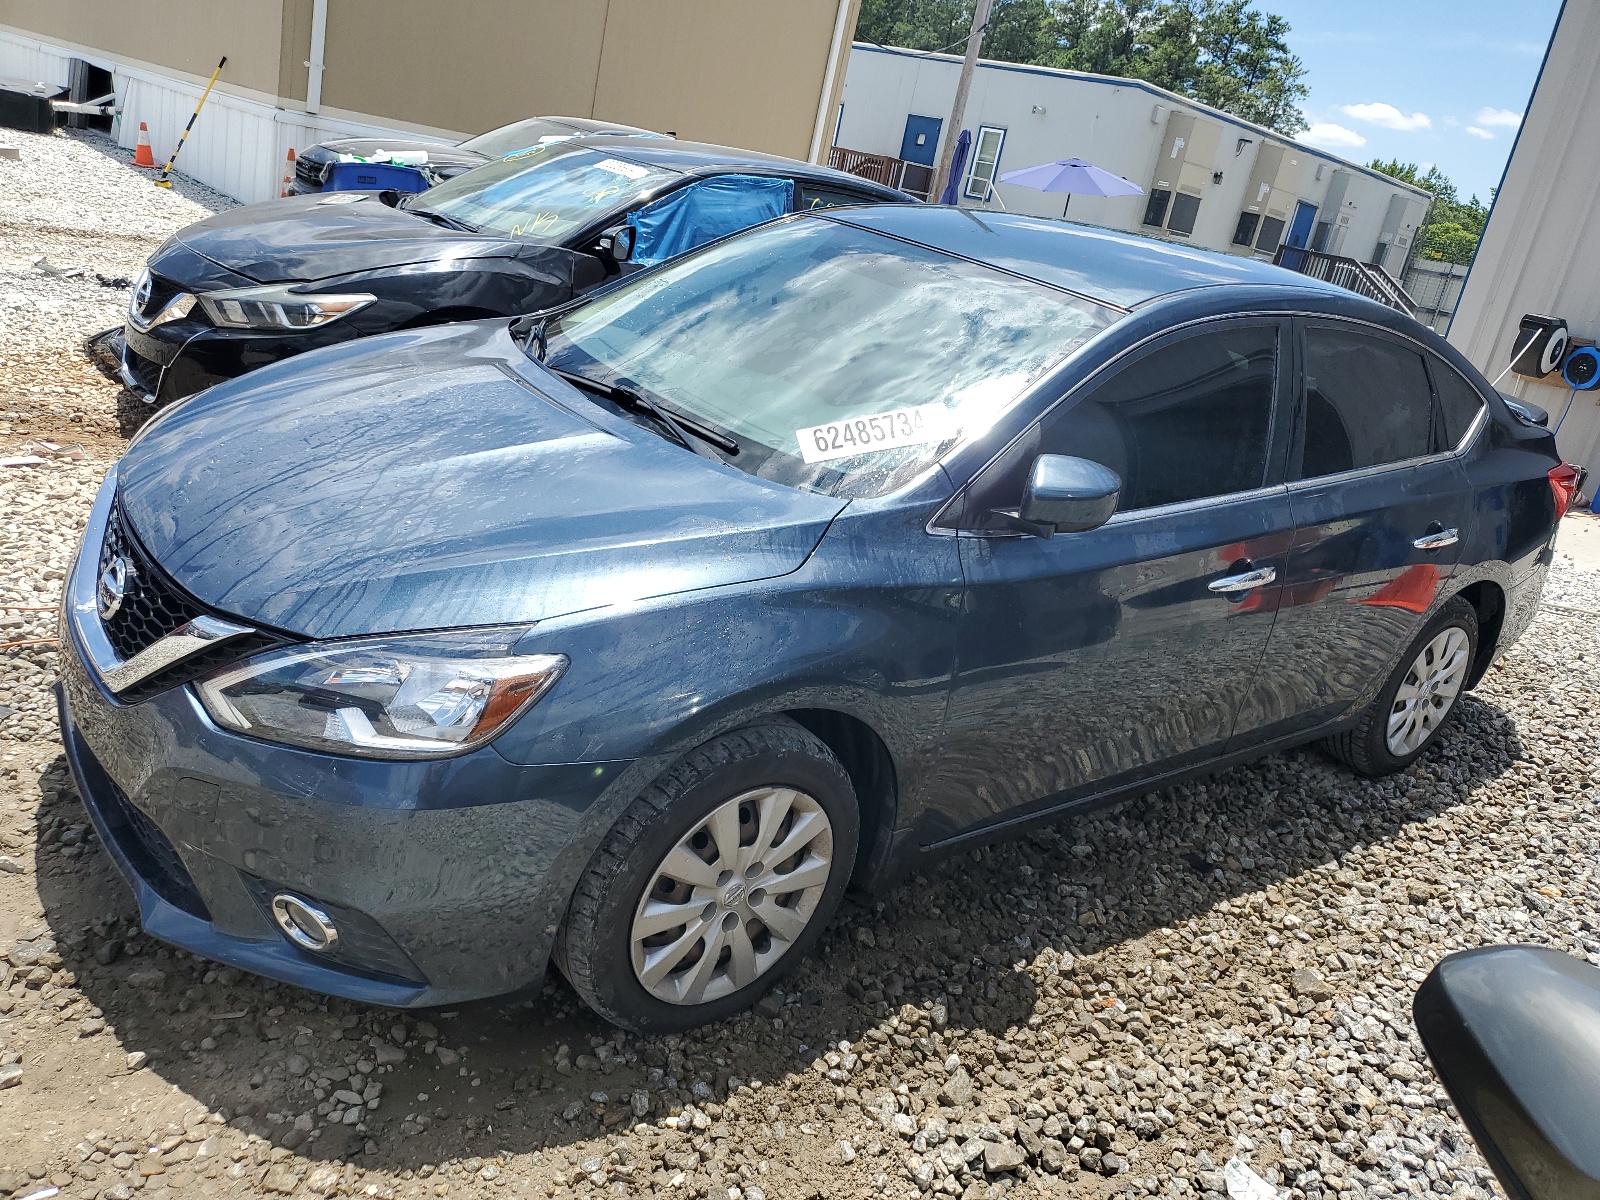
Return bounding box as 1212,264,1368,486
305,136,488,172
115,320,845,640
169,194,520,284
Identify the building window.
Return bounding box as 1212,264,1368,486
964,126,1007,201
1167,191,1201,237
1255,215,1285,254
1143,189,1172,228
1232,212,1260,246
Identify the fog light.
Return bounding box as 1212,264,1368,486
271,893,339,952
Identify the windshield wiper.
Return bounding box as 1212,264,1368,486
403,205,480,233
549,366,738,459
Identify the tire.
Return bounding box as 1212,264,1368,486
554,719,859,1033
1322,596,1479,777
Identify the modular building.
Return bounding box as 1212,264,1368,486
834,44,1430,274
0,0,858,204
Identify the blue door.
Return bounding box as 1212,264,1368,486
900,115,943,166
1286,200,1318,249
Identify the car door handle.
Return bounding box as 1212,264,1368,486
1208,566,1277,594
1413,527,1460,551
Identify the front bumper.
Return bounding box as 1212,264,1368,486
58,470,633,1006
121,316,364,404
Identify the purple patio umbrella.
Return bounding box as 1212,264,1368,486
997,158,1144,217
938,129,972,205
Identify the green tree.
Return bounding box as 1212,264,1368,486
855,0,1310,135
1367,159,1490,265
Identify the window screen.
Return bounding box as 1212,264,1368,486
1167,191,1201,236
964,127,1006,201
1429,357,1487,450
1255,215,1285,253
1143,189,1172,228
1036,325,1278,511
1233,212,1260,246
1298,327,1434,479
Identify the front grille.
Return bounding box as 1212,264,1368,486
99,500,205,661
294,156,330,189
240,875,428,985
137,273,184,323
97,498,290,702
98,776,210,920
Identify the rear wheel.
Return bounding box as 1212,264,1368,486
1322,596,1478,776
554,719,858,1032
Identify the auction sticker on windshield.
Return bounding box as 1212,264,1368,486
796,404,958,464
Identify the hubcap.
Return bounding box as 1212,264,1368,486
630,787,834,1006
1387,626,1470,756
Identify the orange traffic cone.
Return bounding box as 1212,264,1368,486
133,122,156,168
280,147,296,197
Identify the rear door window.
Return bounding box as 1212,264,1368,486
1428,357,1488,450
1296,325,1434,479
795,183,884,210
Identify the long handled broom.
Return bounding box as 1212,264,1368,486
154,56,226,189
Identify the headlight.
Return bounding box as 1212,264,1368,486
197,284,376,331
194,629,566,759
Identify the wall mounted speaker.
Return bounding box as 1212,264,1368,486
1510,314,1570,378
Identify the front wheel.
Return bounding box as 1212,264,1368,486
554,719,859,1032
1322,596,1479,776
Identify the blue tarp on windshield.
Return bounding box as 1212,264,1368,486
630,175,794,266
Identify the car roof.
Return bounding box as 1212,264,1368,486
541,115,661,137
573,136,912,201
827,205,1351,310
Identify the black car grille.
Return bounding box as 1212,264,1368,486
97,498,290,701
295,155,330,189
136,273,185,323
99,775,210,920
100,500,205,662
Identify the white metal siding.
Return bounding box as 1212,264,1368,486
0,28,452,205
1448,3,1600,480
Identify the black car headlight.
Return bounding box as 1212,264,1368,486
194,629,566,759
197,283,376,331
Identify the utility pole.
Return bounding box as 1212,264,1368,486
933,0,994,203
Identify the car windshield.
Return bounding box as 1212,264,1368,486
461,118,584,158
414,144,678,242
544,216,1120,498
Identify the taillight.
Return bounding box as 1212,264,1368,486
1548,462,1581,519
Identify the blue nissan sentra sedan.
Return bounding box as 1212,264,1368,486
58,206,1572,1031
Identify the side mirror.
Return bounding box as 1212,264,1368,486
597,224,635,263
1501,394,1550,427
1017,454,1121,534
1414,946,1600,1198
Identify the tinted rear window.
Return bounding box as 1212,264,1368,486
1298,326,1434,478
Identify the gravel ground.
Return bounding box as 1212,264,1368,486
4,128,1600,1200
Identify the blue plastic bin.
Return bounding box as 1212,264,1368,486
323,161,431,194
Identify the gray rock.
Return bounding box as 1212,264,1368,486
125,966,166,989
982,1141,1027,1173
0,1063,22,1088
939,1067,974,1108
286,1054,309,1077
374,1043,405,1065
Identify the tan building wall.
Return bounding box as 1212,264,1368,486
313,0,854,157
0,0,286,95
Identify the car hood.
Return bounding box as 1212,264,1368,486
306,136,487,171
168,194,519,283
115,320,845,640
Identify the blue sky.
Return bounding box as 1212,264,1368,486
1269,0,1561,201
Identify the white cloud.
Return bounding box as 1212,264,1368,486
1465,125,1494,140
1475,106,1522,128
1340,102,1433,131
1297,122,1367,149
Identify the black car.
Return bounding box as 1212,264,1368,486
286,113,666,195
119,137,909,403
